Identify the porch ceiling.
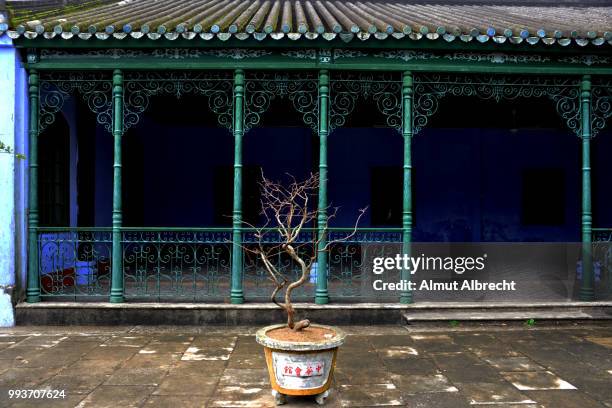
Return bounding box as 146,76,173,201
2,0,612,47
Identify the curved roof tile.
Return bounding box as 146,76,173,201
3,0,612,46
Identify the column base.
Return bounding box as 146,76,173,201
230,290,244,304
579,288,595,301
400,293,413,304
109,291,124,303
26,294,40,303
315,290,329,305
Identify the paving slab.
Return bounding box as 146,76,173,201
456,382,536,404
336,367,395,385
483,356,546,371
63,358,124,374
377,345,420,358
82,345,140,360
402,391,471,408
368,335,417,348
40,373,110,394
102,336,151,348
0,342,19,351
144,395,206,408
153,372,218,396
0,367,63,388
208,385,275,407
501,370,577,390
75,385,155,407
337,383,403,407
0,346,47,360
104,367,170,386
526,390,608,408
431,352,483,370
138,342,192,354
218,368,270,386
380,357,440,375
585,336,612,348
171,360,227,376
122,352,182,369
441,363,504,383
391,373,458,394
567,377,612,401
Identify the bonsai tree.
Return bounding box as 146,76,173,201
244,172,365,332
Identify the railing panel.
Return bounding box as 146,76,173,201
38,228,112,298
122,229,232,301
592,229,612,298
328,229,402,300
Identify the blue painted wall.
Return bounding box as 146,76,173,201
0,34,28,326
328,126,586,242
412,128,581,242
328,127,402,226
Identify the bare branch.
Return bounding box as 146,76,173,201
231,171,365,331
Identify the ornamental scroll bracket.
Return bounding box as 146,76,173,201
412,75,581,136
123,72,234,133
39,72,113,133
329,73,402,133
243,73,318,133
592,80,612,137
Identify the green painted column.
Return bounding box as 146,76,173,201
26,70,40,303
231,69,245,304
401,72,413,304
315,69,330,305
110,70,124,303
579,75,594,301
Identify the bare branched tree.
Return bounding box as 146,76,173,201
242,172,366,332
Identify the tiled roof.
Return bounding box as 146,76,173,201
3,0,612,46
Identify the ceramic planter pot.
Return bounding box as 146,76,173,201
255,323,346,405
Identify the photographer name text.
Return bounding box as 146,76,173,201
373,279,516,291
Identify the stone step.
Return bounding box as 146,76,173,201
403,308,612,322
16,301,612,325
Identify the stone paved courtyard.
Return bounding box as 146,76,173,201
0,324,611,407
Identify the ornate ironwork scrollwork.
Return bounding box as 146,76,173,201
412,74,581,136
123,71,234,132
592,81,612,137
38,229,112,297
329,73,402,132
39,72,113,133
243,72,318,133
121,229,231,300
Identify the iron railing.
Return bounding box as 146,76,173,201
37,227,402,301
121,228,232,301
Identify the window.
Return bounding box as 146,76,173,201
521,168,565,226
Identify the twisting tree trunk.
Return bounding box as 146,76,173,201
242,172,365,331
